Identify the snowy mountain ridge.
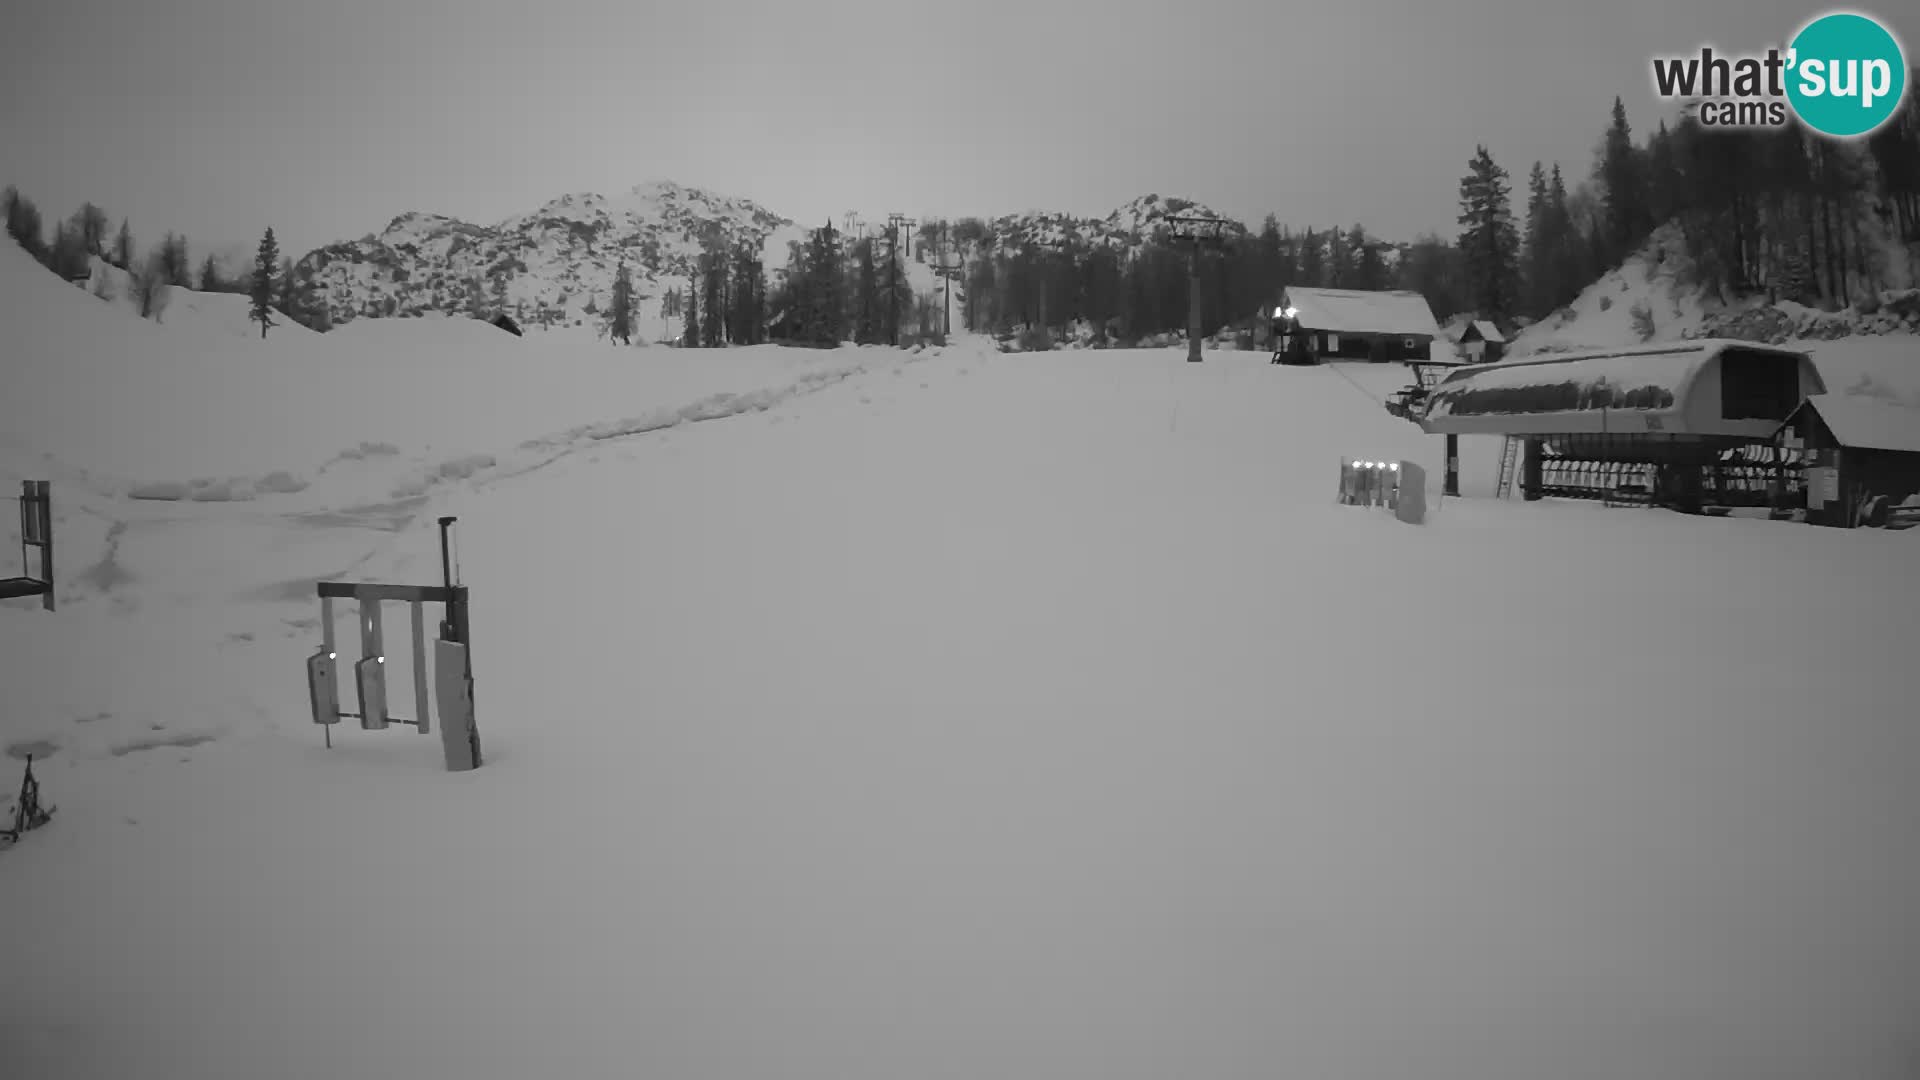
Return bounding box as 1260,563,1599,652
295,185,1255,336
962,193,1249,254
297,180,805,337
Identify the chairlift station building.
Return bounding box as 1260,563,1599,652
1408,339,1902,519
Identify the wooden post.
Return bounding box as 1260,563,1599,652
1444,434,1460,497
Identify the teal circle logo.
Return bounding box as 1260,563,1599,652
1786,12,1908,138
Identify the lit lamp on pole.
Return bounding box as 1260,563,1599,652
1273,304,1298,360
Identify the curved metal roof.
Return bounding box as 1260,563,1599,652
1416,340,1815,437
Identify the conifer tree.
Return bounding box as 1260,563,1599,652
250,227,280,338
1351,224,1387,291
1599,97,1651,264
2,187,17,228
47,221,89,280
803,221,844,347
683,270,700,347
965,254,996,333
854,238,880,344
729,249,761,345
1458,145,1522,318
161,233,191,287
1520,162,1552,316
1255,217,1286,297
70,203,109,258
701,252,725,347
1326,226,1352,288
606,261,635,345
1644,120,1683,228
7,192,45,260
1297,227,1324,288
1546,164,1583,311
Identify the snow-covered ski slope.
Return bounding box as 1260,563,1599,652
2,240,1918,1080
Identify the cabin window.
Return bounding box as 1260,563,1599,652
1325,333,1340,352
1720,348,1801,421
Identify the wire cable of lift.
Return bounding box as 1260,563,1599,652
1322,359,1392,407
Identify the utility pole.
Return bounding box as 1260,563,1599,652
1168,213,1234,363
886,213,916,346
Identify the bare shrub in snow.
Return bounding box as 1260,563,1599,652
129,249,172,322
1630,301,1655,341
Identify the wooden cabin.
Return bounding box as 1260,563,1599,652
1269,287,1445,365
1779,394,1920,528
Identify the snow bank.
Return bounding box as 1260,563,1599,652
82,255,321,343
1515,224,1920,365
0,242,921,497
1515,225,1710,354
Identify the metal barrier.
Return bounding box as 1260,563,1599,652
307,517,479,772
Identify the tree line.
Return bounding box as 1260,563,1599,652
20,78,1920,352
742,80,1920,349
1449,77,1920,328
755,222,934,349
590,221,932,350
2,185,332,333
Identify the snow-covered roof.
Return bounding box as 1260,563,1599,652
1418,344,1713,435
1419,339,1823,437
1461,319,1505,344
1789,394,1920,454
1280,287,1444,339
1429,347,1707,414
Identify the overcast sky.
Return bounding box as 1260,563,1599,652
2,0,1912,260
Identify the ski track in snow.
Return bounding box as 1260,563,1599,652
19,347,951,625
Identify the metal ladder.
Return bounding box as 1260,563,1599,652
1494,435,1522,499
